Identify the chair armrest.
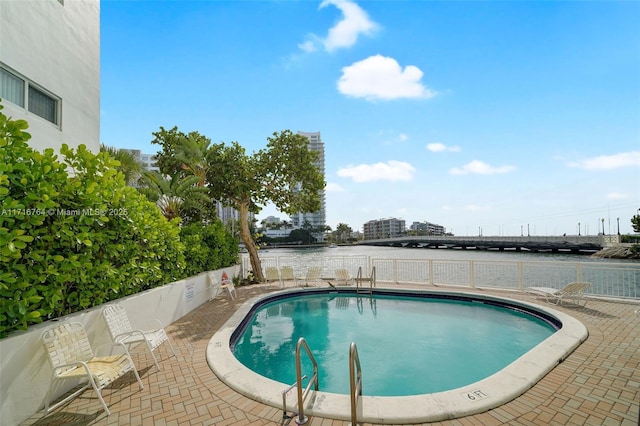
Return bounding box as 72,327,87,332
114,330,148,341
94,340,134,356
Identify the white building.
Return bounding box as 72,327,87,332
0,0,100,153
121,149,160,172
363,218,406,240
290,131,326,240
410,221,446,236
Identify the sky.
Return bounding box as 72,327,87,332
100,0,640,236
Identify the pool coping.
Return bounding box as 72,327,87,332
206,287,589,424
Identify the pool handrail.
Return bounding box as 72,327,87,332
349,341,363,426
294,337,318,425
356,266,376,294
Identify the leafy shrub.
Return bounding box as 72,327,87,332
0,108,185,337
180,221,238,277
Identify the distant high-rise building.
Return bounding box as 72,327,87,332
290,131,326,241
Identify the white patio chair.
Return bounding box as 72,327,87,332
297,266,322,287
280,266,295,287
102,304,176,371
207,271,236,300
264,266,281,288
335,268,354,286
41,321,144,415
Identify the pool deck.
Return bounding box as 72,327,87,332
22,282,640,426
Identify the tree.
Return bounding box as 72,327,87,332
335,223,353,243
151,126,211,180
205,130,325,281
632,211,640,233
139,171,212,224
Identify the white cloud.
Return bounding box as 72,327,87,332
337,160,416,182
399,133,408,142
325,182,345,192
321,0,379,51
297,39,318,53
300,0,379,53
337,55,436,101
568,151,640,170
607,192,629,200
427,142,461,152
449,160,516,175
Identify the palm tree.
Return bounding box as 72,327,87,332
100,145,143,186
140,172,211,223
174,134,210,187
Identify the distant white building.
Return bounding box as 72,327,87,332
214,200,254,229
0,0,100,153
290,131,326,241
363,218,406,240
121,149,160,172
410,221,445,236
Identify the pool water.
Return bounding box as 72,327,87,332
232,293,557,396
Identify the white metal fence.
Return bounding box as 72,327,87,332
243,255,640,299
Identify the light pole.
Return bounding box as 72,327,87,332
601,218,605,235
617,217,620,235
527,224,530,237
578,222,581,236
521,225,523,237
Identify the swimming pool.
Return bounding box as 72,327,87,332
208,288,588,423
232,292,558,396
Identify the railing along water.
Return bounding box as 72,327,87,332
294,338,319,425
349,342,363,426
243,255,640,299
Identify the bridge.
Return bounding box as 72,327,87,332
358,235,610,254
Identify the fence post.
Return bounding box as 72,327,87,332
576,263,583,282
428,259,434,285
393,259,398,284
518,262,523,291
469,260,475,289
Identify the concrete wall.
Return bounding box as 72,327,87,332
0,0,100,153
0,266,239,426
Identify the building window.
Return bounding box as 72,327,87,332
0,67,25,107
28,86,58,124
0,64,60,126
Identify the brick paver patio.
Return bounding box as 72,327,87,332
21,283,639,426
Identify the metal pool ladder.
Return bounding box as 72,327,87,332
349,342,363,426
293,337,319,424
356,266,376,294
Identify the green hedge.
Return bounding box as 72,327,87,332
0,110,192,337
180,222,238,277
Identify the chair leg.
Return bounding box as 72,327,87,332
164,332,177,358
130,361,144,390
144,339,161,371
86,374,111,415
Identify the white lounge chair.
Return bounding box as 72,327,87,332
102,304,176,371
264,266,281,288
526,282,592,306
297,266,322,287
41,321,144,415
280,266,295,287
335,268,354,286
